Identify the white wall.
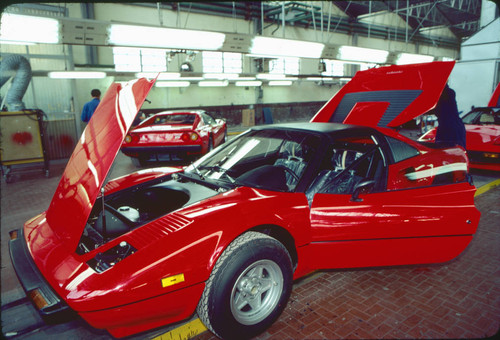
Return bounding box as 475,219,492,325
448,17,500,113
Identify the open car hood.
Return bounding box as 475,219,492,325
488,82,500,107
45,78,155,250
311,61,455,127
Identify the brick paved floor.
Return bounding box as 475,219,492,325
196,186,500,339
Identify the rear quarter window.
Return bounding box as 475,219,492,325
386,136,419,163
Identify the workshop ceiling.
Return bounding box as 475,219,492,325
128,1,484,50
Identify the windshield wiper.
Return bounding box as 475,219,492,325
200,165,237,184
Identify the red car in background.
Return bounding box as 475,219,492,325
419,83,500,171
9,63,481,339
121,110,227,166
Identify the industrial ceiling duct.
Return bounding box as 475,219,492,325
0,54,32,111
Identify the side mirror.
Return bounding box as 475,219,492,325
215,118,226,125
351,180,376,202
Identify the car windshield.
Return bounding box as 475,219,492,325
185,129,320,192
462,108,500,125
151,114,196,125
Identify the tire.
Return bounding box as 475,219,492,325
197,231,292,339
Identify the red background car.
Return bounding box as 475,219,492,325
419,83,500,171
121,110,227,165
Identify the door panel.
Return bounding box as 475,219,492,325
309,182,480,269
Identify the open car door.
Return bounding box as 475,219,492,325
306,130,480,270
311,61,455,128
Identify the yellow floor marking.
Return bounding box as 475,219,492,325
475,178,500,197
153,318,207,340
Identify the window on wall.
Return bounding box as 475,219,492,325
202,51,243,73
321,60,345,77
269,57,299,75
113,47,167,72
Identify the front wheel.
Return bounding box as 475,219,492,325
197,232,292,339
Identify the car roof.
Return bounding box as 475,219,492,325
250,122,377,136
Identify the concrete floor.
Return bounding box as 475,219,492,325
1,134,499,339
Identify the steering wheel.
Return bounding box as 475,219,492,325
277,165,299,182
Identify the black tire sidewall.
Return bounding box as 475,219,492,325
208,236,292,339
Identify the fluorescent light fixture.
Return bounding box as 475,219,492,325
251,36,324,59
155,81,190,87
338,46,389,63
203,73,240,80
136,72,181,80
257,73,286,80
109,24,225,50
1,13,60,44
235,81,262,87
179,77,204,81
0,40,36,46
236,77,257,81
198,80,229,87
396,53,435,65
256,73,297,81
306,77,334,81
268,80,293,86
48,71,107,79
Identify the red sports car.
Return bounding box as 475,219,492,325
121,110,227,165
9,63,480,339
419,85,500,171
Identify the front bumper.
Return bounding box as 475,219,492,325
9,228,71,320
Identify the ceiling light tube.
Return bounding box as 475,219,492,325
155,81,190,87
306,77,334,81
48,71,107,79
136,72,181,80
109,24,225,50
203,73,240,80
268,80,293,86
198,80,229,87
235,81,262,87
256,73,299,81
1,13,60,44
338,46,389,64
250,36,324,59
396,53,435,65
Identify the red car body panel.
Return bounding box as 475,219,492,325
121,110,227,159
11,63,481,338
43,78,155,251
311,61,454,127
488,82,500,107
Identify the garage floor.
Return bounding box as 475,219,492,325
1,133,499,339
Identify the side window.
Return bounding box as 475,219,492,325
386,136,419,163
306,137,386,202
479,113,495,124
202,113,216,126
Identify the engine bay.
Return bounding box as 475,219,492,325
77,176,218,256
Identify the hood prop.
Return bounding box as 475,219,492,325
101,187,108,241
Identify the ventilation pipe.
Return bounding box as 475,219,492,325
0,54,32,111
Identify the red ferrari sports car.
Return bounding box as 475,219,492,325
9,62,480,339
419,84,500,171
121,110,227,165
